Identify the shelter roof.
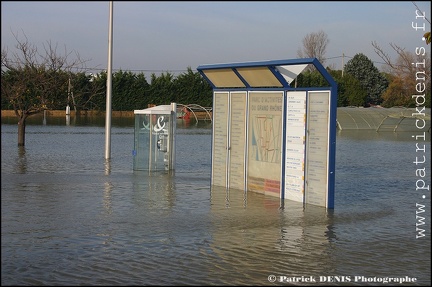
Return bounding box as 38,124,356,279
197,58,335,89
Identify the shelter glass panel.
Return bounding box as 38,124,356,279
228,92,247,191
203,69,245,88
212,92,230,187
236,67,283,87
305,91,331,206
284,91,307,203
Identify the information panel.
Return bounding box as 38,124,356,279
284,91,307,203
247,91,283,197
212,92,229,187
228,92,247,191
305,91,330,207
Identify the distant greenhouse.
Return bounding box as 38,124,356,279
336,107,431,132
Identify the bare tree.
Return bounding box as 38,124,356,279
372,1,431,86
1,30,88,146
297,30,329,69
372,41,430,82
372,41,431,106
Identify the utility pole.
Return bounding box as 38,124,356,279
66,78,71,115
67,77,77,112
105,1,113,160
342,53,345,77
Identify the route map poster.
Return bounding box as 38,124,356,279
247,91,284,196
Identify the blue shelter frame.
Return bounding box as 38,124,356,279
197,58,337,208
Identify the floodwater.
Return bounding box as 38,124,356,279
1,115,431,286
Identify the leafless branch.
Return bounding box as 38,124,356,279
412,1,431,25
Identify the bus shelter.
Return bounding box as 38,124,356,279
197,58,337,208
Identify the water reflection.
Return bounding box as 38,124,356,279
1,114,209,129
209,185,337,282
337,129,431,142
132,171,177,211
1,119,431,285
104,158,111,175
103,181,113,215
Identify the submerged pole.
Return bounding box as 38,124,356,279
105,1,113,159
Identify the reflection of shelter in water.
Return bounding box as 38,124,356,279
132,171,176,211
209,186,336,282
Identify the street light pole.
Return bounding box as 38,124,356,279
105,1,113,160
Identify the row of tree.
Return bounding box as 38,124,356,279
1,31,430,146
3,52,430,112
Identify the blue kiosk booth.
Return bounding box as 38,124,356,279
197,58,337,208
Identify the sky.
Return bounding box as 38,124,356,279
1,1,431,78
